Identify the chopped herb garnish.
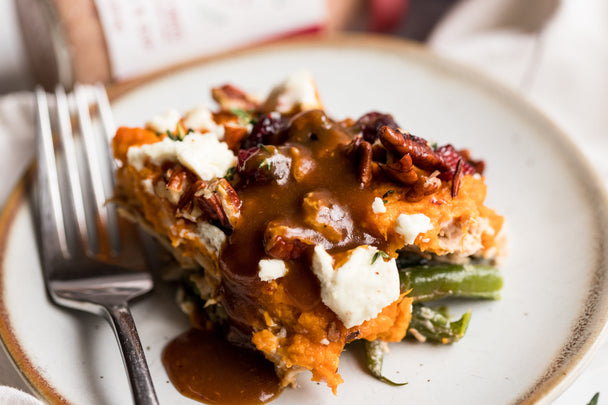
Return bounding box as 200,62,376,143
382,190,395,199
259,144,270,154
166,123,188,141
231,108,254,125
258,159,272,171
166,129,177,141
224,167,236,181
371,250,390,264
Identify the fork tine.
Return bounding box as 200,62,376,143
54,86,93,254
93,83,117,171
74,85,121,254
92,84,123,250
36,86,69,259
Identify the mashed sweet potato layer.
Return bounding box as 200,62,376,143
113,123,503,392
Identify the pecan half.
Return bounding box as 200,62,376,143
211,178,241,226
343,136,373,188
379,154,418,186
161,164,192,205
177,178,241,234
406,172,442,202
379,126,448,172
211,84,259,111
263,221,319,260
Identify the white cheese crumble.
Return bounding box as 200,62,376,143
141,178,154,195
146,109,181,133
311,245,400,329
395,213,433,244
372,197,386,214
177,133,236,180
127,132,237,180
258,259,289,281
182,105,225,140
195,222,226,254
271,70,322,113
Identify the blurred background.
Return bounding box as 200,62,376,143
1,0,462,94
0,0,606,404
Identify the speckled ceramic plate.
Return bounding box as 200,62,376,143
1,35,608,405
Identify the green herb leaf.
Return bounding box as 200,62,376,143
231,108,254,125
259,144,270,153
382,190,395,199
258,159,272,171
224,167,236,181
166,123,189,141
176,123,186,141
371,250,389,264
166,129,178,141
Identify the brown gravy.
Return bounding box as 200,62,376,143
163,329,282,405
218,110,387,329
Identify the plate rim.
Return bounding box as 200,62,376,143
1,33,608,405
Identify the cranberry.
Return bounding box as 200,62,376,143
435,144,480,180
355,112,399,143
241,113,286,149
236,145,290,185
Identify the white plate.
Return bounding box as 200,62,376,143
2,35,608,405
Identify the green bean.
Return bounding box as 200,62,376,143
399,263,502,303
363,340,407,386
408,304,471,344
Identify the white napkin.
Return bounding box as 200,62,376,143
0,94,44,405
430,0,608,190
0,386,43,405
430,0,608,403
0,92,34,210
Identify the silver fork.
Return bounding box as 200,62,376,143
35,84,159,405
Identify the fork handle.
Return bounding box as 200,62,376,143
104,303,160,405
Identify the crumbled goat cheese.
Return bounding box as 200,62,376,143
395,213,433,244
141,178,154,195
182,105,225,140
270,70,321,113
372,197,386,214
311,245,400,329
128,137,177,170
127,132,237,181
258,259,289,281
146,109,181,133
195,221,227,254
177,132,236,180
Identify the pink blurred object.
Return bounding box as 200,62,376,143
370,0,410,31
